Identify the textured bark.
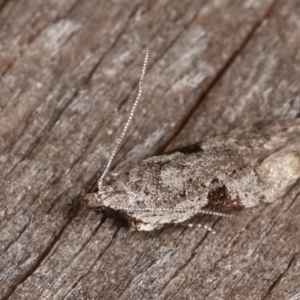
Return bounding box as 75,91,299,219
0,0,300,299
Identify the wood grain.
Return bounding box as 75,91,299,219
1,0,299,299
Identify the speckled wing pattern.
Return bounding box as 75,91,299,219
85,119,300,231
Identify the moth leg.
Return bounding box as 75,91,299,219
128,219,162,231
184,223,216,234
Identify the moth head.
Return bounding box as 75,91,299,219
84,174,128,213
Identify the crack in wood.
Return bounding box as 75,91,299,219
161,0,280,154
2,206,81,300
263,254,297,299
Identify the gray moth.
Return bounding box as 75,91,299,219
84,49,300,232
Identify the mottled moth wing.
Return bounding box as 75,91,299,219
85,119,300,231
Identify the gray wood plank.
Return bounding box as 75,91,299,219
1,0,299,299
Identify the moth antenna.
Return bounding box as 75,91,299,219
117,206,235,218
99,47,149,187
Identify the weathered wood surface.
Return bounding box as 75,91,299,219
1,0,300,299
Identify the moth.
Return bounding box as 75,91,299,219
84,48,300,232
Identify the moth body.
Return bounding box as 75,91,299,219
85,119,300,231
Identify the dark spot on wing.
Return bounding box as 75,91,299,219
204,185,244,212
144,188,150,196
166,143,203,155
179,191,186,198
211,177,219,184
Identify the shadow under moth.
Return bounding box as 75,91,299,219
84,48,300,232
